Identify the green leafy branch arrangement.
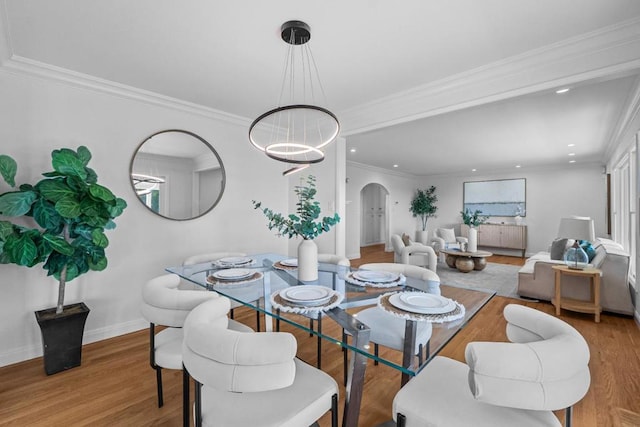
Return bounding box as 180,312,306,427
0,146,127,314
460,208,488,227
253,175,340,240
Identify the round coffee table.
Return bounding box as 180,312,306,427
441,249,493,273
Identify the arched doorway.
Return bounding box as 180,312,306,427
360,183,390,248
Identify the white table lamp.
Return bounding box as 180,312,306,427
557,217,595,269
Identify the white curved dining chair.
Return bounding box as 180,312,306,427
182,296,339,427
343,263,440,384
140,274,253,411
182,252,262,330
275,253,350,369
393,304,591,427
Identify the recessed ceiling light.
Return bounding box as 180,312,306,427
350,148,356,153
393,164,399,168
567,143,575,147
568,153,576,156
472,169,477,172
515,165,521,168
569,160,576,163
556,88,570,94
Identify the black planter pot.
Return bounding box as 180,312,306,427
35,302,90,375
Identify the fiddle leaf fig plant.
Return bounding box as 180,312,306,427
0,146,127,314
253,175,340,240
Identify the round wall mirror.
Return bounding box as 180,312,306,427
130,129,225,220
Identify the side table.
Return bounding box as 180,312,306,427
551,265,602,323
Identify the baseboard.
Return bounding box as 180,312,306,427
0,318,148,368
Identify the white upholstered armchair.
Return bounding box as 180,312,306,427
393,304,591,427
390,234,437,272
431,227,468,252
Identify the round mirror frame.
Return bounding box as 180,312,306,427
129,129,226,221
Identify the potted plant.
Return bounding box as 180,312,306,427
0,146,127,374
410,186,437,244
253,175,340,281
460,208,487,252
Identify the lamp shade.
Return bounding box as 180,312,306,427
557,217,595,242
557,217,595,269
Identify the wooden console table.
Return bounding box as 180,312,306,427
462,223,527,257
552,265,602,323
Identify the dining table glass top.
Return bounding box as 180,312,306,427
166,253,495,376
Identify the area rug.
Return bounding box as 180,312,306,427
435,261,521,298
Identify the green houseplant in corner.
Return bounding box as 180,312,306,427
410,186,438,244
253,175,340,281
0,146,127,374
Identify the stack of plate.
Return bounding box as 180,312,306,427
210,268,254,282
388,292,456,314
279,286,333,307
346,270,403,287
279,258,298,267
215,256,254,268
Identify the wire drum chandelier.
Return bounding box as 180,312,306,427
249,21,340,175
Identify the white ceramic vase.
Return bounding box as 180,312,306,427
415,230,429,245
467,227,478,252
297,238,318,281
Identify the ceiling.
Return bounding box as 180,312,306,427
2,0,640,175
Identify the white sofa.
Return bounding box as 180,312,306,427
517,238,634,315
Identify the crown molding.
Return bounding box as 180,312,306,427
339,17,640,136
0,55,252,127
346,160,417,179
604,74,640,161
415,161,604,180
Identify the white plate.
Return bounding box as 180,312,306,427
280,258,298,267
280,286,332,305
353,270,399,283
217,257,252,266
212,268,254,281
389,292,456,314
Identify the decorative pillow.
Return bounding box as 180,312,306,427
438,228,456,243
579,240,597,262
549,238,569,260
402,233,411,246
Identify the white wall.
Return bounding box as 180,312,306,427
345,163,422,259
422,165,607,256
0,70,336,366
345,161,607,259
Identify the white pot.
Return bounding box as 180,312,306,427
297,239,318,281
468,227,478,252
415,230,429,245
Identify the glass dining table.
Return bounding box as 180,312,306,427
167,253,495,427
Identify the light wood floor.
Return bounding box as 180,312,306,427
1,246,639,426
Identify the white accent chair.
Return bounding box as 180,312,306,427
343,263,441,384
393,304,591,427
431,227,468,253
390,234,438,272
140,274,253,410
183,252,262,330
182,297,339,427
